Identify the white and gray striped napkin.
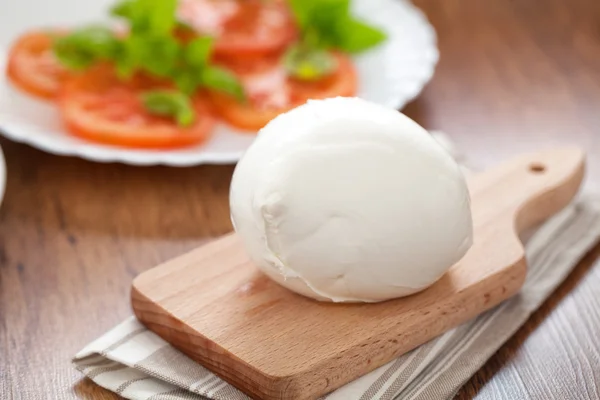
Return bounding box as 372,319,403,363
73,135,600,400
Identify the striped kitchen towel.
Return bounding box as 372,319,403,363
73,134,600,399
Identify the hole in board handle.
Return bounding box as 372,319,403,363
529,163,546,173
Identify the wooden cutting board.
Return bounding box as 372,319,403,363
131,147,585,400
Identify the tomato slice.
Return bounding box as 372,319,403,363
209,53,358,131
288,54,358,101
6,30,71,100
59,67,216,149
177,0,297,57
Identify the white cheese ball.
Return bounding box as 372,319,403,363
229,97,473,303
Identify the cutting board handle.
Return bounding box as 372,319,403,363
469,147,585,235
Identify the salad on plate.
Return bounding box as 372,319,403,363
5,0,386,149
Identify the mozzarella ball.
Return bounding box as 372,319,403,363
229,97,473,303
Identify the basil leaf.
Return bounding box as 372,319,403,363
174,70,201,95
110,0,136,19
338,18,387,53
283,45,338,81
291,0,349,37
201,66,246,102
112,0,177,35
288,0,318,30
108,0,182,79
145,36,180,76
147,0,178,35
53,26,119,70
141,90,195,126
123,34,179,77
288,0,385,54
184,37,213,68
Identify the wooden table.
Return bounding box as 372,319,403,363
1,0,599,399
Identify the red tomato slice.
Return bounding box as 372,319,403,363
209,53,358,131
59,67,216,149
288,54,358,101
177,0,297,57
6,31,71,100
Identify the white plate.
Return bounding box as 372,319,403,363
0,0,438,166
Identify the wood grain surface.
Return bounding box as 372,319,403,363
1,0,599,399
